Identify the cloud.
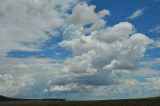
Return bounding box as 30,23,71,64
132,69,160,77
153,40,160,48
94,77,160,99
47,77,160,100
68,3,110,34
95,22,135,43
127,8,145,20
140,58,160,67
0,56,63,97
0,1,157,99
48,3,152,98
0,0,78,55
153,0,160,2
149,25,160,34
0,73,34,96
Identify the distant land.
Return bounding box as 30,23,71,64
0,95,160,106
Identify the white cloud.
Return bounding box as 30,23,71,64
68,3,110,34
50,83,79,93
68,3,110,26
95,22,135,43
46,3,152,98
127,8,145,20
61,51,97,75
0,0,78,55
50,3,153,98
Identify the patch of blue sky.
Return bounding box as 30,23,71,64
144,47,160,59
83,23,93,29
7,31,72,60
134,77,147,83
7,49,71,59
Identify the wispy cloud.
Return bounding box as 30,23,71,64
154,0,160,2
0,0,78,56
150,25,160,34
127,8,145,20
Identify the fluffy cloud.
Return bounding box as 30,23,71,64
95,22,134,43
48,3,153,98
0,1,157,99
68,3,110,34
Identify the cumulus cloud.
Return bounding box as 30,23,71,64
94,22,135,43
47,3,153,99
127,8,145,20
68,3,110,34
0,1,157,99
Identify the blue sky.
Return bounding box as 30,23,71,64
0,0,160,100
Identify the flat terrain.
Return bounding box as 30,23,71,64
0,98,160,106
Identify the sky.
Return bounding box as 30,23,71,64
0,0,160,100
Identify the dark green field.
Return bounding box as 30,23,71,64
0,97,160,106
